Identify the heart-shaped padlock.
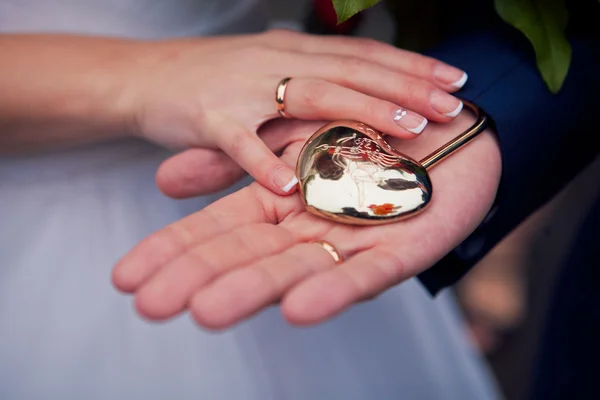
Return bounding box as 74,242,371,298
295,101,490,225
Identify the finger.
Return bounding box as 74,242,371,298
215,123,299,195
262,30,468,91
281,78,430,138
156,148,245,198
188,242,339,330
156,119,323,199
280,53,464,123
134,223,298,320
111,187,269,293
282,247,406,326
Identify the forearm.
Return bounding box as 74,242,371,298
0,34,142,153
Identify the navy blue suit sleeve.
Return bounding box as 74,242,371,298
416,28,600,294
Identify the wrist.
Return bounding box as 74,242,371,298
123,39,212,149
80,40,147,140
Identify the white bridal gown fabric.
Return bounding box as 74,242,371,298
0,1,500,399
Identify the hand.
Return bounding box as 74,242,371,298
112,112,501,329
128,29,468,195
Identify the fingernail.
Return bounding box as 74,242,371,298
434,65,468,89
429,89,464,117
276,174,298,193
393,108,428,135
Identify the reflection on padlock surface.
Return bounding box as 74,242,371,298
296,101,490,226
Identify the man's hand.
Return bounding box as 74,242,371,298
113,113,501,329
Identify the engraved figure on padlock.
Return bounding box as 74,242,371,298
303,131,430,219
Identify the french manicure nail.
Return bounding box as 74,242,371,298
445,100,464,117
393,108,428,134
274,167,298,192
434,64,468,89
429,89,463,117
280,175,298,192
451,72,468,89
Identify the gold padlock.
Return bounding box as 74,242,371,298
295,101,490,225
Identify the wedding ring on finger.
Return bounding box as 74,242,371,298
275,77,293,118
311,240,343,264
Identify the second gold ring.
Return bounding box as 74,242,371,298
312,240,343,264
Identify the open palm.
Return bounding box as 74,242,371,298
112,115,501,330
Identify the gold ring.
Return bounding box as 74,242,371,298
312,240,343,263
275,77,292,118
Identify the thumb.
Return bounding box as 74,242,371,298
156,148,245,198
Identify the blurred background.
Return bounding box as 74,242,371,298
266,1,600,398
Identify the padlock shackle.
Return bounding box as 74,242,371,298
419,100,490,170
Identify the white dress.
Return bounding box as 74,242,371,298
0,1,500,399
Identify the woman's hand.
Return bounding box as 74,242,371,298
129,29,468,195
112,112,501,330
0,31,466,195
1,31,465,195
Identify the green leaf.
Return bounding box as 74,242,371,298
331,0,382,23
495,0,572,93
